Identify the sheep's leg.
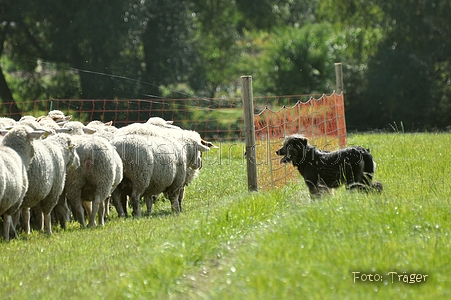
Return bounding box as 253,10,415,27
10,210,21,234
111,187,126,217
131,191,142,218
178,187,185,212
83,201,92,221
3,214,16,242
89,195,102,227
167,191,181,213
71,200,86,228
55,194,70,230
121,193,128,217
22,207,31,234
104,197,110,219
98,197,105,227
9,220,18,240
43,212,52,235
144,196,155,216
3,214,10,242
99,199,105,226
35,211,44,231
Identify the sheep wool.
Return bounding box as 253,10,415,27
63,121,96,135
112,133,207,217
0,126,43,241
20,134,80,235
114,119,211,215
0,117,16,128
64,135,119,228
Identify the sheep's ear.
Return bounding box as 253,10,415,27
56,120,69,126
166,120,174,125
201,139,218,149
55,128,73,134
28,130,45,140
197,143,210,152
0,129,9,136
42,129,52,138
104,121,113,126
83,127,96,134
65,115,73,121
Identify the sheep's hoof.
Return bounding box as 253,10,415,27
132,211,142,218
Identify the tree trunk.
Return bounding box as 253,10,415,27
0,24,21,119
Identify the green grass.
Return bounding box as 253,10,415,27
2,133,451,299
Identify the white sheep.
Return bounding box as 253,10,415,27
0,126,44,241
18,134,80,235
63,121,96,135
44,110,72,123
15,119,55,139
62,121,122,221
87,120,117,133
115,121,215,210
18,115,37,122
111,132,209,217
36,116,72,135
106,146,124,219
0,117,16,128
64,134,121,228
86,120,117,141
111,134,179,217
145,117,181,130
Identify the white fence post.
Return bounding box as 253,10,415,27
241,75,258,191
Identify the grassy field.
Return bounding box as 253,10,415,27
1,132,451,299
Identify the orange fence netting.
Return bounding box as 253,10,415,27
0,93,346,190
253,92,347,189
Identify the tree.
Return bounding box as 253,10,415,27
254,23,342,96
0,1,35,115
360,0,451,129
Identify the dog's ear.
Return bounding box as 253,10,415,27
292,136,308,146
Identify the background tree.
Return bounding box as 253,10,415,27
360,0,451,129
0,0,450,129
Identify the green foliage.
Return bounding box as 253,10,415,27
1,56,81,103
317,0,385,28
2,133,451,299
355,0,451,130
254,23,338,95
1,0,451,129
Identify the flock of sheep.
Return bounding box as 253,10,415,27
0,110,216,242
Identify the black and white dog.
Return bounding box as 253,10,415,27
275,134,383,196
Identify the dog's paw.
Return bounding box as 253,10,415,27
371,181,383,193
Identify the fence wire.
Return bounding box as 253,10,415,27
0,93,346,190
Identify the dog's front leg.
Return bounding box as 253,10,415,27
305,179,320,197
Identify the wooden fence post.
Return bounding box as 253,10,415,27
334,63,347,148
335,63,344,94
241,75,258,192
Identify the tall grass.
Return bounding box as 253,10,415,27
1,133,451,299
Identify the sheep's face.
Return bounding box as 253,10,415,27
192,150,203,170
187,142,210,170
67,143,80,170
1,126,44,168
